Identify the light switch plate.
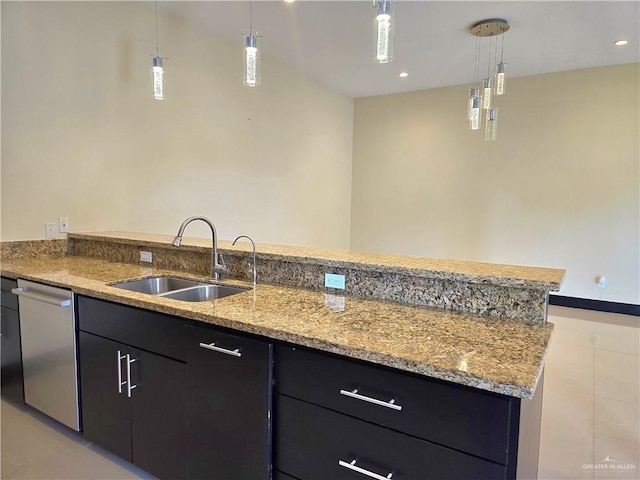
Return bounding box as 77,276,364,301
140,251,153,263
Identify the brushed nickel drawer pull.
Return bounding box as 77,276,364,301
199,342,242,357
126,354,137,398
339,388,402,411
338,459,393,480
117,350,127,394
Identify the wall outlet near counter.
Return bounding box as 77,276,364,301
58,217,69,233
45,223,56,238
325,273,345,290
140,251,153,263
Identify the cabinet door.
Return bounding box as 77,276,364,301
186,326,273,480
1,306,24,404
130,349,187,480
79,332,132,462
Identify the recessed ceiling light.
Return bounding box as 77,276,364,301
399,72,409,78
614,39,629,46
283,0,296,3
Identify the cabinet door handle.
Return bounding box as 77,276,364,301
117,350,127,394
338,459,393,480
126,354,137,398
339,389,402,411
199,342,241,357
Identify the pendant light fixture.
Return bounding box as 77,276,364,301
151,0,166,100
468,18,510,141
373,0,394,63
243,2,260,87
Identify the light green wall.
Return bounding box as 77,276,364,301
351,64,640,304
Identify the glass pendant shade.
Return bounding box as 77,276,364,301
495,62,506,95
243,32,260,87
373,0,393,63
485,107,498,141
152,56,164,100
469,97,482,130
482,77,492,109
467,86,479,120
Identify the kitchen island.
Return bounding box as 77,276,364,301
1,231,565,480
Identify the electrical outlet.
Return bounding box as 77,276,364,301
58,217,69,233
140,251,153,263
45,223,56,238
597,276,606,288
325,273,346,290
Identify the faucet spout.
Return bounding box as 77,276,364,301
232,235,257,285
172,216,230,280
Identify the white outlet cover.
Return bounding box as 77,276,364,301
45,223,56,238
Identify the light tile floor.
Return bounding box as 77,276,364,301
1,306,638,479
539,306,639,480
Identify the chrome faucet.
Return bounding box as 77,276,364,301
172,216,230,280
232,235,257,285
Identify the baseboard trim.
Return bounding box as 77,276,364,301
549,295,640,317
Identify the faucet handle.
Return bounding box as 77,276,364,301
215,254,231,275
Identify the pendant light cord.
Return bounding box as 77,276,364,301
155,0,160,57
473,35,479,84
250,1,254,33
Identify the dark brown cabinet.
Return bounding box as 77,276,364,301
275,345,541,480
1,277,24,404
186,324,273,480
78,297,188,480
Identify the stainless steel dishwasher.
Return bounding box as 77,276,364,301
13,279,80,431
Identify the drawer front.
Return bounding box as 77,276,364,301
275,395,506,480
1,277,19,311
77,296,188,361
276,345,513,464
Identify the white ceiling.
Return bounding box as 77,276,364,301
162,1,640,98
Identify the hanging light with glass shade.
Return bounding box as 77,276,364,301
495,33,507,95
373,0,394,63
468,18,509,140
467,34,482,130
151,0,166,100
243,2,260,87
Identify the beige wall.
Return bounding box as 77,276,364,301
1,2,354,248
3,3,638,304
352,64,640,304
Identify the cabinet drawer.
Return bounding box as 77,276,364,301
275,345,513,464
1,277,19,311
77,296,188,361
275,395,506,480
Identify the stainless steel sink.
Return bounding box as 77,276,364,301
110,276,249,302
160,284,248,302
111,276,202,295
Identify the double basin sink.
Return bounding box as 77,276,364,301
111,276,248,302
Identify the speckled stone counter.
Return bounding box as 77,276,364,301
67,232,565,323
1,254,555,399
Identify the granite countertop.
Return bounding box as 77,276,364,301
1,254,554,399
72,231,566,289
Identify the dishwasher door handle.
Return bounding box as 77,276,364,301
12,288,71,307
